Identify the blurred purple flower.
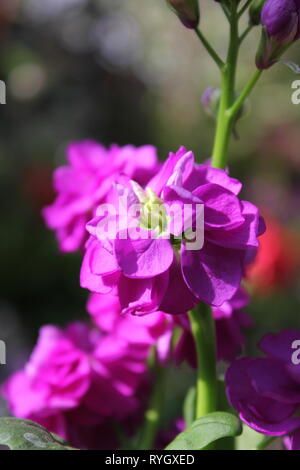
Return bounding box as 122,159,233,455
2,313,169,449
43,141,159,252
226,330,300,449
87,292,175,364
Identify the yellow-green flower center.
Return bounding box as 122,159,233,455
131,183,168,234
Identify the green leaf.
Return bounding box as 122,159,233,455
166,412,242,450
0,417,77,450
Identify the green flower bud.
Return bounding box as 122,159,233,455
166,0,200,29
256,27,293,69
201,87,221,119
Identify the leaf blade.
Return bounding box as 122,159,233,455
0,417,77,450
166,412,242,450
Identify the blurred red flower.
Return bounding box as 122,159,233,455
246,214,300,293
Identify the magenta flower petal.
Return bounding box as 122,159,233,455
285,428,300,450
185,164,242,195
248,358,300,404
115,236,174,279
148,146,191,196
80,239,120,294
226,330,300,441
226,358,300,436
43,141,159,252
79,146,264,312
215,315,246,362
3,312,175,450
193,183,244,230
2,371,49,418
240,413,300,436
87,293,121,331
229,287,251,310
86,238,119,276
159,258,198,314
164,150,195,188
164,184,203,236
259,329,300,361
205,200,263,250
118,272,169,315
181,242,243,306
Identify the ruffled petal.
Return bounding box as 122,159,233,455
181,241,243,306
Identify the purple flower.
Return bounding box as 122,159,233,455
42,141,159,252
2,314,168,449
80,147,265,314
262,0,300,41
225,330,300,449
86,292,176,363
257,0,300,68
175,287,252,365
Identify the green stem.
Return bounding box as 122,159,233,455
212,1,239,169
239,25,253,44
188,304,217,419
195,28,224,69
138,362,163,450
228,69,262,120
238,0,253,19
255,435,276,450
221,3,231,21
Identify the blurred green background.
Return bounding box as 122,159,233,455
0,0,300,420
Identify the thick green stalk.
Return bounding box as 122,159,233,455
188,304,217,419
211,3,262,169
211,1,239,169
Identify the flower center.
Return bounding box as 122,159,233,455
131,182,168,234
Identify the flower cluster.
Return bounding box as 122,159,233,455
43,141,160,252
3,127,268,450
2,0,299,451
81,146,265,315
3,308,173,449
226,330,300,450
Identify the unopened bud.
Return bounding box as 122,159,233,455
256,0,300,69
166,0,200,29
256,27,293,69
201,87,221,118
